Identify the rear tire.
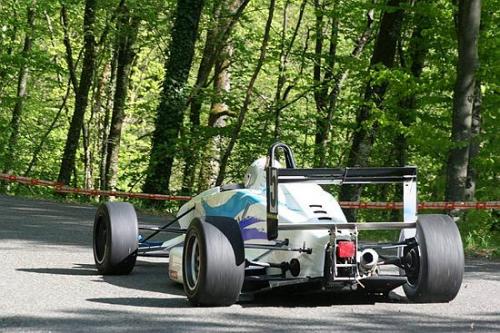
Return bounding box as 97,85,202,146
182,217,245,306
403,214,464,303
93,202,138,275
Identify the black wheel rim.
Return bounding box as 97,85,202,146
185,233,200,291
404,245,420,286
95,217,107,263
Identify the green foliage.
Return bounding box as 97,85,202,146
459,210,500,258
0,0,498,254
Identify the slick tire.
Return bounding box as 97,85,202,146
182,217,245,306
93,202,138,275
403,214,464,303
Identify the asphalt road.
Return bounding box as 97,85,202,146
0,194,499,332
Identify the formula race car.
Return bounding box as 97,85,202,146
93,142,464,306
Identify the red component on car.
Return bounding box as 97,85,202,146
337,241,356,258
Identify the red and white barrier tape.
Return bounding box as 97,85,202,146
338,201,500,210
0,173,191,201
1,173,499,209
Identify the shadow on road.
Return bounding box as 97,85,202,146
252,292,406,307
0,195,172,247
86,289,399,309
465,260,500,282
99,262,186,296
18,264,99,276
18,261,186,297
1,307,498,332
0,195,95,246
4,194,500,332
87,296,189,308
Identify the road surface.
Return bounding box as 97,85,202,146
0,195,499,332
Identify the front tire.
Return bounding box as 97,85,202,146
93,202,138,275
182,217,245,306
403,214,464,303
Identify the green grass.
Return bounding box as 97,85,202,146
462,227,500,259
459,210,500,259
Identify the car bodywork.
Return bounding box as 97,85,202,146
95,142,463,305
139,143,420,294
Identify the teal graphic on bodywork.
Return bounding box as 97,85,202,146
202,190,267,240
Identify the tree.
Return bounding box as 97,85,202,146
312,4,375,167
464,79,481,200
2,1,36,179
194,35,235,191
273,0,307,141
143,0,205,194
445,0,481,202
57,0,97,185
312,0,338,166
340,0,405,221
194,0,246,192
103,2,140,190
178,0,250,194
216,0,276,185
0,0,497,254
393,7,430,169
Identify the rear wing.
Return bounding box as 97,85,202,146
265,143,417,240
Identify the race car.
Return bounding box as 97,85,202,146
93,142,464,306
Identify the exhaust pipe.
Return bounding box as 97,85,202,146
359,248,379,274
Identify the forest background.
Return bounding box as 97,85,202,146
0,0,498,255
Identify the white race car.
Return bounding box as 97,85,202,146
93,142,464,306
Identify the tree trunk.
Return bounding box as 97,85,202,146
24,79,71,176
389,1,430,171
464,79,481,201
180,0,223,195
385,6,430,221
189,0,243,192
187,0,222,128
273,0,307,140
181,0,247,194
216,0,276,185
2,2,35,177
197,41,234,191
82,66,105,190
186,0,250,122
312,0,326,157
44,10,65,86
312,2,375,168
318,9,375,167
0,24,17,97
445,0,481,201
99,60,116,191
143,0,205,194
57,0,97,185
340,0,405,221
60,5,79,93
81,122,92,188
313,0,338,166
273,0,290,139
86,66,107,187
104,4,140,191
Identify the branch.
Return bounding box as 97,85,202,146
216,0,276,185
186,0,251,106
60,5,79,92
24,77,72,176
